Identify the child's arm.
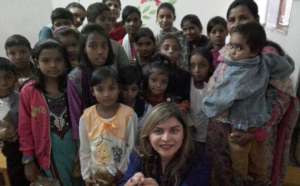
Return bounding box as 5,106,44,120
265,53,294,80
202,76,251,118
67,76,83,139
79,117,92,181
18,88,34,158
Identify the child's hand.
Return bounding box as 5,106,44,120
142,178,159,186
125,172,159,186
0,120,17,141
229,130,255,146
176,100,190,113
0,120,9,140
24,161,42,182
125,172,145,186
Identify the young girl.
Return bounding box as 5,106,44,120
79,66,138,185
119,103,211,186
66,2,86,29
18,39,82,186
159,35,191,108
5,34,34,87
142,55,172,108
119,65,146,118
0,58,30,186
133,27,156,67
53,26,80,68
206,16,228,68
103,0,126,41
189,47,214,143
68,23,114,137
156,3,183,45
181,14,209,70
120,6,142,64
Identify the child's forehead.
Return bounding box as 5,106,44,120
58,33,79,41
96,10,111,17
158,7,174,15
105,0,120,6
123,82,139,88
162,39,177,46
6,45,30,51
94,78,118,86
86,32,107,41
126,12,141,20
150,68,169,77
0,70,15,77
191,53,209,64
211,24,227,30
230,32,246,42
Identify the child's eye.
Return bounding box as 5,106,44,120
88,43,98,49
161,79,168,85
109,86,118,91
40,57,50,63
150,77,157,82
100,43,108,49
228,44,242,51
228,18,235,23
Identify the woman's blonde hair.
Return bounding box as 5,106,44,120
138,102,194,186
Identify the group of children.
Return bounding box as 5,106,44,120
0,0,295,185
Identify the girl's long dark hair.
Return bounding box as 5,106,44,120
142,53,173,97
189,47,214,82
32,39,71,93
78,23,115,107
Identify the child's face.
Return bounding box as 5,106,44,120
0,70,16,97
148,71,168,96
208,24,227,49
53,19,73,30
190,54,210,82
124,13,142,35
159,39,180,65
58,35,79,64
121,83,139,104
95,11,113,33
85,33,109,67
104,0,121,22
92,78,119,108
6,46,31,69
229,32,257,61
157,8,175,31
37,48,66,79
181,21,202,42
135,37,155,59
69,7,86,28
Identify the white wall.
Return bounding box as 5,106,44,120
0,0,52,56
265,0,300,90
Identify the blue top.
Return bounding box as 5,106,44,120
202,53,294,131
118,149,211,186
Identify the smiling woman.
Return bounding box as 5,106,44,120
118,102,211,186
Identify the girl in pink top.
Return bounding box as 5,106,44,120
18,39,81,185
